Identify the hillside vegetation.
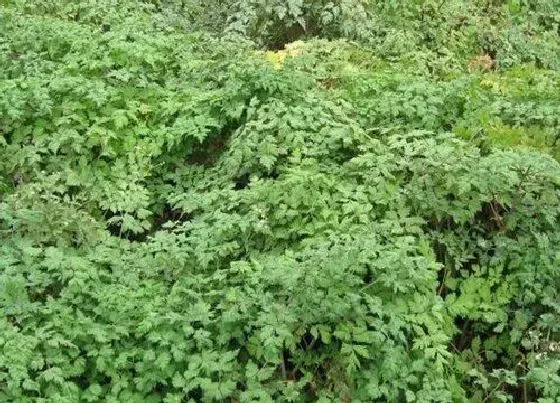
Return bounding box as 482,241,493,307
1,1,559,402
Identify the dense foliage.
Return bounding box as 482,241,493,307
1,1,559,402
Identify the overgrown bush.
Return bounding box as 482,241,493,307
1,1,559,402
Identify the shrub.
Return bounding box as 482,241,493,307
1,1,559,402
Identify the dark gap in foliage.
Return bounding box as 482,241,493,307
474,200,509,232
90,145,115,164
103,210,150,241
104,210,124,238
5,315,17,327
187,105,249,167
29,282,64,304
551,129,560,147
363,264,374,285
433,240,451,298
153,382,166,394
189,386,203,401
453,316,474,351
265,24,308,51
281,348,304,382
127,230,150,242
261,169,280,181
72,371,92,391
332,146,361,165
234,173,250,190
150,203,187,234
186,134,229,166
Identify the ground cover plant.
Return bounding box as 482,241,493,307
0,0,559,401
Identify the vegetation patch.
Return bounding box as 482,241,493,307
1,1,559,402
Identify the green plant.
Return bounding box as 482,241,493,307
1,1,559,402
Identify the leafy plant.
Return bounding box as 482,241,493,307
1,1,559,402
